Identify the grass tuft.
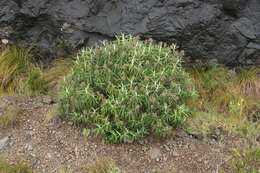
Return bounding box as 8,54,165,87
0,46,73,96
24,68,48,96
0,46,34,93
237,68,260,99
0,105,22,128
186,66,260,141
0,159,32,173
43,58,73,96
230,147,260,173
86,157,121,173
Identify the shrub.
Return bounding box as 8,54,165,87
59,35,196,143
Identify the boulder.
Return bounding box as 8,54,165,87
0,0,259,65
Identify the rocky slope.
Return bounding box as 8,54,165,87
0,0,260,65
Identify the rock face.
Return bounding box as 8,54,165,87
0,0,259,65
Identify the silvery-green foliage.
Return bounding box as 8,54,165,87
59,35,196,143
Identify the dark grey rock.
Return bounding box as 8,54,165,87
0,0,259,66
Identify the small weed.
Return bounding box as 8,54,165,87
86,157,121,173
45,104,59,122
230,147,260,173
0,159,32,173
24,68,48,96
82,128,91,140
57,167,72,173
0,106,22,127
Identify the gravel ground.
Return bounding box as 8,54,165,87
0,96,249,173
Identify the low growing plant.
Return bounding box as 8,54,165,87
43,58,73,96
230,147,260,173
86,157,121,173
0,105,22,127
0,46,49,96
0,46,33,93
186,67,260,141
0,159,32,173
59,35,196,143
24,68,48,96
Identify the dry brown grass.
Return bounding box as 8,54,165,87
0,105,22,127
0,46,34,94
0,159,32,173
43,58,73,97
86,157,121,173
186,66,260,140
237,68,260,99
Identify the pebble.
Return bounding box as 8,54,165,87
42,97,53,105
172,151,179,157
25,143,33,151
1,39,9,45
0,136,10,150
149,147,161,160
164,145,170,151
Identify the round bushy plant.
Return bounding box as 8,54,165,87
59,35,196,143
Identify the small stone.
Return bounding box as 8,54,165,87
204,160,209,164
30,153,36,158
0,136,10,150
47,153,52,159
25,144,33,151
163,156,167,161
42,96,53,105
1,39,9,45
149,147,161,160
164,145,170,151
172,151,179,157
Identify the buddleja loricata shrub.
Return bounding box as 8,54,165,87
59,35,196,143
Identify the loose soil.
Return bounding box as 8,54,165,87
0,96,257,173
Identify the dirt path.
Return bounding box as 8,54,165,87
0,96,240,173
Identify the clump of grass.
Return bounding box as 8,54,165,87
57,167,71,173
237,68,260,99
0,46,48,96
0,159,32,173
86,157,121,173
24,68,48,96
43,58,73,96
186,66,260,140
59,35,196,143
0,46,33,93
0,106,22,127
230,147,260,173
45,104,59,122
